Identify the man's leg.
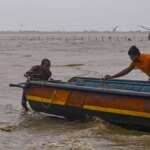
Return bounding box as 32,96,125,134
21,91,29,111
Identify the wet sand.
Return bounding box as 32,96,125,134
0,32,150,150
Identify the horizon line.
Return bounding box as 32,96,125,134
0,30,149,33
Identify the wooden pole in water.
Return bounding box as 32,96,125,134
117,36,119,41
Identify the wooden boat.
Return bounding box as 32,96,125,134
10,77,150,131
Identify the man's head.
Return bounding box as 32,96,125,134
128,45,140,61
41,58,51,71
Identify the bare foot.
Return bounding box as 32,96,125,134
22,106,30,111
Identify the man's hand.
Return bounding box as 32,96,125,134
48,77,54,81
27,76,31,82
103,75,112,80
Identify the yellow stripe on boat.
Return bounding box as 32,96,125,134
26,95,65,105
83,105,150,118
26,95,150,118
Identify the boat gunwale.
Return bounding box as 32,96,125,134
69,76,150,82
69,76,150,86
26,80,150,99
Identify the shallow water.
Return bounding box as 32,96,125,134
0,32,150,150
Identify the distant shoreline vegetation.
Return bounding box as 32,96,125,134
0,30,148,34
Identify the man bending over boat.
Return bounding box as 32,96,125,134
24,58,52,81
104,45,150,81
22,58,52,110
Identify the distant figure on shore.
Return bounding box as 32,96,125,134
22,58,52,111
148,33,150,41
104,45,150,81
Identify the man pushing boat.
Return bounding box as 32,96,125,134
104,45,150,81
22,58,52,110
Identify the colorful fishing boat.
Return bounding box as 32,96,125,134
10,77,150,131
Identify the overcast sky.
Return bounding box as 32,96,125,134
0,0,150,31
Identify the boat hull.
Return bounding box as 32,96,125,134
29,100,150,131
23,77,150,131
